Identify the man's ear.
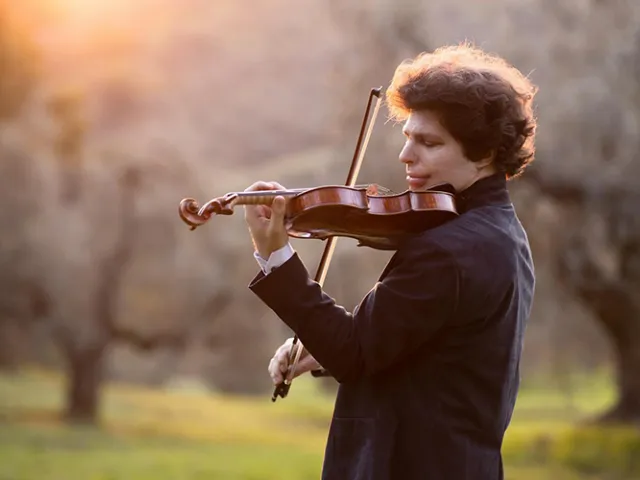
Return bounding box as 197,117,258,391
475,150,496,170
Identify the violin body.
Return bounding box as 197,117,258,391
283,184,458,249
179,183,458,250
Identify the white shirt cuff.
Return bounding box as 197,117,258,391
254,242,295,274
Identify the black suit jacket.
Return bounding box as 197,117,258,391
249,174,535,480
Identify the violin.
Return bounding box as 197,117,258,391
178,87,458,402
178,182,458,250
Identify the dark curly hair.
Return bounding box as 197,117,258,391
386,43,538,178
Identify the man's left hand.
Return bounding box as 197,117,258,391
243,181,289,259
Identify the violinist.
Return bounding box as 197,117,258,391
245,43,537,480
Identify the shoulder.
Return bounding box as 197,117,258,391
405,205,525,270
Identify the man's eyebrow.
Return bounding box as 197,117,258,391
403,129,441,140
402,127,419,137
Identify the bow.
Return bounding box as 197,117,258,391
272,87,383,402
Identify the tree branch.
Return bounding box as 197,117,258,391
109,327,188,351
523,165,586,204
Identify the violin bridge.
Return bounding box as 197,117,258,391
366,184,394,196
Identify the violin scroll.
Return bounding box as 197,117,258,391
178,194,238,230
178,198,203,230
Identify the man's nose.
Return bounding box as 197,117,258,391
399,143,415,165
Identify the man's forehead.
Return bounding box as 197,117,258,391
402,112,443,135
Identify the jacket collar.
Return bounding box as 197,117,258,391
456,173,511,213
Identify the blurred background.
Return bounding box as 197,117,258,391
1,0,639,479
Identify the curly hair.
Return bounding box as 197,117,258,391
386,43,538,178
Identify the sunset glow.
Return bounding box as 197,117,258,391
14,0,164,40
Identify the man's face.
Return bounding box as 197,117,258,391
399,110,483,192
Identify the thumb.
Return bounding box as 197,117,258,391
271,196,286,222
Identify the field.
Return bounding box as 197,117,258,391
0,369,638,480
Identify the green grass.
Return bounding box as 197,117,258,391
0,368,638,479
0,425,322,480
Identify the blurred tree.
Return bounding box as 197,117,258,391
0,1,46,369
527,171,640,423
0,147,50,370
59,166,140,422
0,2,236,421
49,163,233,424
524,0,640,423
47,91,87,203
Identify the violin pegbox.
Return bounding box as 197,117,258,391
198,194,236,218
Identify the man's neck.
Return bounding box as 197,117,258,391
458,166,498,192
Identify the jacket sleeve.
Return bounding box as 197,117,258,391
248,239,460,383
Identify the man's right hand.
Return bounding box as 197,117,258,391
268,337,321,385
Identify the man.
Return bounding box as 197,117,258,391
244,43,537,479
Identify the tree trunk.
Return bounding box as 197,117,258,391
580,284,640,424
64,344,106,424
0,320,21,370
599,322,640,423
60,167,138,425
529,170,640,424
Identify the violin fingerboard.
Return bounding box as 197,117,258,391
237,195,276,205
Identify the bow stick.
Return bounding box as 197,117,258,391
272,86,383,402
